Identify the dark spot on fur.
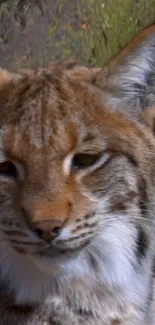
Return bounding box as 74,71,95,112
63,231,93,241
138,177,148,217
87,222,97,228
83,133,95,143
112,320,121,325
88,252,98,270
126,154,138,167
77,232,93,239
68,201,73,211
7,304,34,316
73,307,93,319
76,213,95,223
0,301,35,324
110,191,137,213
73,224,86,231
66,299,93,320
74,222,97,232
58,102,67,117
136,225,149,260
110,202,126,212
84,213,95,220
75,218,82,223
128,190,137,200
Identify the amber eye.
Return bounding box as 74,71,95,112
72,153,99,170
0,161,18,179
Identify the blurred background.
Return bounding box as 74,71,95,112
0,0,155,70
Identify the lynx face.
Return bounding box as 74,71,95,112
0,62,155,303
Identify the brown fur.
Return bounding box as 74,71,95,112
0,60,154,325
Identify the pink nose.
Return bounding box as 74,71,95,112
33,220,62,242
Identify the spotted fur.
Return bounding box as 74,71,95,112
0,39,155,324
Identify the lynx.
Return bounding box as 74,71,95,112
0,35,155,325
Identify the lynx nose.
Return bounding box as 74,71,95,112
33,220,62,242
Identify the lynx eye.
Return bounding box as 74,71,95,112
0,161,18,179
72,153,100,169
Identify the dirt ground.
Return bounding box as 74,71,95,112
0,0,88,70
0,0,155,71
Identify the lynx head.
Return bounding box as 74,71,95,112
0,58,155,303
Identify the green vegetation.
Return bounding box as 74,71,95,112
0,0,155,69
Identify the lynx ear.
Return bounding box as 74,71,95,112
0,69,13,88
0,68,20,89
56,60,102,84
101,33,155,118
73,66,102,84
70,66,102,84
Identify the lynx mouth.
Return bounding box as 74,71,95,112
38,239,90,259
27,241,91,277
11,236,90,259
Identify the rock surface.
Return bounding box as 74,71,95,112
0,0,155,70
